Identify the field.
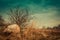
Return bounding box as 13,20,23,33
0,27,60,40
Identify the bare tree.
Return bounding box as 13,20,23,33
7,8,30,38
8,8,30,27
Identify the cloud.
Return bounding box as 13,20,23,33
31,7,60,28
0,0,60,28
0,0,60,9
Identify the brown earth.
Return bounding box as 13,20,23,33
0,26,60,40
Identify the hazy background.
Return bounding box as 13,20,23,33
0,0,60,28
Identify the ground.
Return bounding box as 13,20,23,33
0,26,60,40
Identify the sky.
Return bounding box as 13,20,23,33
0,0,60,28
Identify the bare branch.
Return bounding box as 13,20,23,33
7,8,30,28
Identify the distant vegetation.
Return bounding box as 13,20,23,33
47,24,60,29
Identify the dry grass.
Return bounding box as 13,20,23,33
0,26,60,40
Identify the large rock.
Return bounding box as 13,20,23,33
3,24,21,40
3,24,20,34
